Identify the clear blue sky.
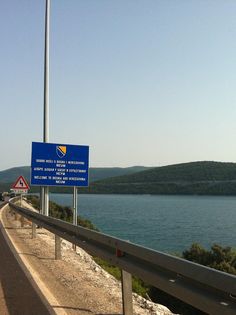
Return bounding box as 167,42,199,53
1,0,236,170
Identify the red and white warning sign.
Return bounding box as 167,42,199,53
11,176,30,193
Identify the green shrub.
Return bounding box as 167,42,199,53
183,243,236,275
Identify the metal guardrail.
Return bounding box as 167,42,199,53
8,200,236,315
0,201,8,209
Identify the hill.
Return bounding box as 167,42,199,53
95,161,236,183
3,161,236,195
89,166,150,182
87,161,236,195
0,165,150,192
0,166,30,183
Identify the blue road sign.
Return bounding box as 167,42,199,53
31,142,89,187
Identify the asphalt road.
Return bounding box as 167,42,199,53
0,204,53,315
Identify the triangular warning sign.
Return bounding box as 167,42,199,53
12,176,30,190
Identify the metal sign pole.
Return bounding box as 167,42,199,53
43,0,50,216
73,186,78,226
20,193,25,227
20,193,23,207
40,187,44,215
72,186,78,250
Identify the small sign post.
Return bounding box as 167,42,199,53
11,176,30,225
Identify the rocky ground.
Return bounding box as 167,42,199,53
2,201,175,315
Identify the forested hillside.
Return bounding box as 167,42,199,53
3,161,236,195
87,161,236,195
0,165,149,192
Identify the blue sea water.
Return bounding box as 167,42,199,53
49,193,236,254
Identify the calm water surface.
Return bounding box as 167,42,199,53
50,194,236,254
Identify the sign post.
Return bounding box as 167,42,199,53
73,186,78,227
31,141,89,252
11,176,30,225
72,186,78,250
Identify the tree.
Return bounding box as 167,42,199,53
182,243,236,275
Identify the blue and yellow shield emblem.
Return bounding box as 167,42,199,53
56,146,67,158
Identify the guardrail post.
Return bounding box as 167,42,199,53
32,223,36,239
55,235,61,260
20,216,25,227
121,269,133,315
